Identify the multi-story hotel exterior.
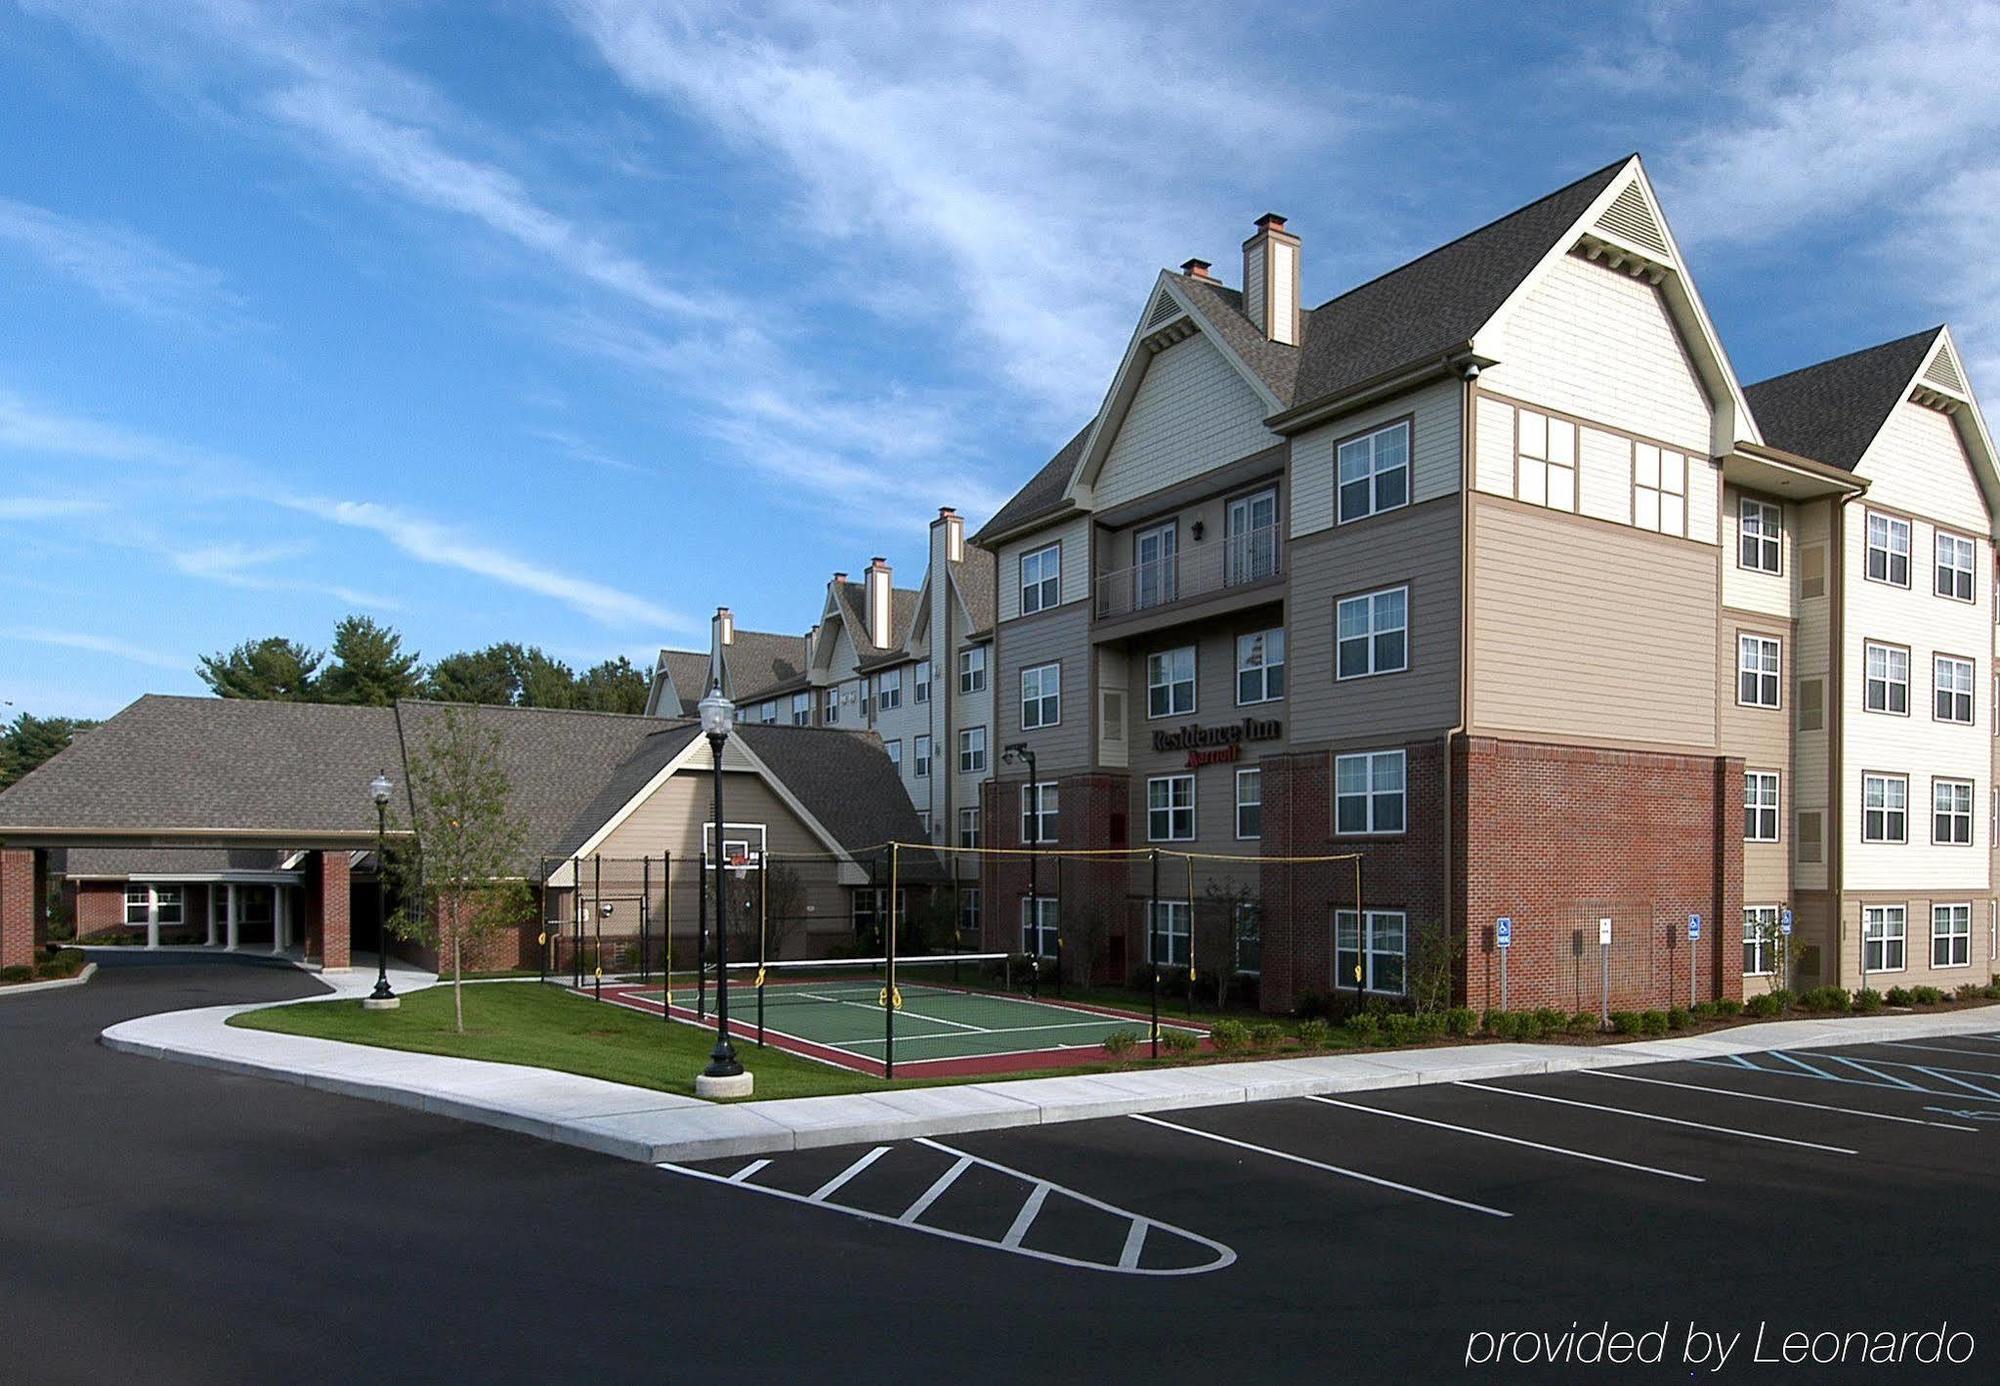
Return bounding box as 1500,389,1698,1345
971,154,2000,1015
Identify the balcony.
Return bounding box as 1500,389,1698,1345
1094,524,1284,624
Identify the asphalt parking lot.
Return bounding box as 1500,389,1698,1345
9,954,2000,1383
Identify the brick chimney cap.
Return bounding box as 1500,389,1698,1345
870,556,888,567
1255,212,1288,230
937,506,958,518
1180,258,1213,279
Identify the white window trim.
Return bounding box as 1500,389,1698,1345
1235,628,1285,706
1235,766,1262,841
1933,902,1974,969
959,725,987,774
1333,908,1408,995
957,806,982,850
1933,777,1975,846
1146,899,1192,966
1863,904,1908,975
1743,905,1779,977
1934,654,1975,725
1019,782,1057,845
1147,773,1196,843
1863,641,1911,716
1739,497,1782,575
1334,749,1407,837
958,646,987,694
913,734,932,779
1862,773,1909,844
1021,662,1061,730
1736,633,1781,709
1864,511,1912,589
1336,420,1411,524
1020,543,1061,615
1146,645,1197,721
1744,770,1780,843
1020,895,1059,957
1336,585,1409,681
1936,531,1976,603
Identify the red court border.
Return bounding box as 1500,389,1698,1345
585,981,1211,1080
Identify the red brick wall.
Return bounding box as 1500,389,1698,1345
73,881,129,940
316,851,352,969
979,772,1130,981
1457,737,1743,1015
0,849,34,969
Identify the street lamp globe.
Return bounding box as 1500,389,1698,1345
698,687,734,740
369,771,393,806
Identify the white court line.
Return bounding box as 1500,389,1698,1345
843,1017,1155,1046
1454,1082,1857,1154
727,1158,771,1183
898,1156,974,1225
1305,1095,1705,1181
1001,1183,1052,1249
1129,1113,1511,1218
1118,1219,1150,1270
809,1146,891,1203
1583,1070,1977,1132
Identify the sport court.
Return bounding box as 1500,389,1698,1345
593,955,1208,1077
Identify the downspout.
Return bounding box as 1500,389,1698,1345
1445,366,1478,1005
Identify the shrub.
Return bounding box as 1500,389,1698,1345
1294,991,1328,1020
1344,1012,1380,1041
1986,982,2000,1001
1383,1013,1422,1046
1161,1026,1200,1054
1957,983,1986,1003
1484,1010,1544,1042
1797,987,1851,1013
1609,1011,1643,1036
1884,986,1912,1008
1769,988,1794,1012
1744,993,1781,1017
1533,1007,1566,1033
1854,988,1883,1014
1444,1007,1478,1037
0,964,31,985
1567,1011,1600,1036
1207,1018,1248,1054
1639,1010,1670,1036
1247,1021,1285,1051
1101,1029,1138,1058
1667,1007,1691,1031
1689,1001,1717,1020
1295,1018,1332,1051
1913,986,1944,1006
34,948,86,980
1713,998,1743,1017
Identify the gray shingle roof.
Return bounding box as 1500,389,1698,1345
657,649,714,714
950,542,996,636
721,628,809,702
1745,328,1941,472
0,695,401,837
734,723,936,867
55,846,293,877
972,422,1091,543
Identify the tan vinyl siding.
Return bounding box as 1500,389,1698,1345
1792,498,1833,893
1719,485,1795,618
594,768,831,863
1094,332,1274,510
1291,378,1462,537
1722,611,1795,905
1469,496,1718,751
997,515,1091,623
1288,495,1461,745
996,601,1092,775
1860,398,1988,534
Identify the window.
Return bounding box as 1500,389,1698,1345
913,734,931,779
1743,905,1779,977
1337,420,1410,523
878,668,903,711
1236,629,1285,704
859,682,871,719
959,646,987,694
958,807,982,850
1233,903,1262,974
1863,905,1907,972
1147,899,1191,966
1021,662,1060,729
1934,903,1972,968
124,885,149,926
1744,771,1779,842
1226,487,1280,584
851,888,903,944
914,660,931,704
1935,655,1974,724
1020,782,1058,844
1146,646,1196,718
1337,586,1408,679
959,886,981,942
1334,909,1407,994
758,701,778,724
822,688,840,724
1633,445,1687,537
917,811,931,837
1737,634,1780,708
1514,408,1576,512
1148,774,1195,842
1739,497,1781,574
1021,543,1060,614
790,692,811,726
1934,778,1974,845
1235,768,1262,840
959,725,986,774
153,886,183,924
1796,678,1824,732
1335,750,1406,836
1864,643,1909,714
1021,897,1059,957
1862,774,1908,843
1936,532,1976,601
1865,512,1911,586
885,740,902,772
1797,810,1823,864
1134,522,1178,609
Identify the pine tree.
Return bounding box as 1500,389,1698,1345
0,713,98,787
320,615,421,706
197,637,323,700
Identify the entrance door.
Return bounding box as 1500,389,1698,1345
1227,488,1278,584
1134,523,1177,609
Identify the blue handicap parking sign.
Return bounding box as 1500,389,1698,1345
1688,913,1702,941
1780,908,1794,937
1496,916,1512,948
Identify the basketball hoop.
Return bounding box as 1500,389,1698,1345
725,850,754,879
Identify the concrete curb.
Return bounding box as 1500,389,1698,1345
0,962,97,999
97,988,2000,1165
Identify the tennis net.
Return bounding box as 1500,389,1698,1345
671,951,1014,1012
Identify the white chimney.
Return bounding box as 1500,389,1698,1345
933,506,965,564
714,606,735,646
865,557,893,648
1242,213,1301,346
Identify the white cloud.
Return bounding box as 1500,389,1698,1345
0,497,110,520
0,391,164,461
0,196,241,325
0,626,185,671
528,427,643,474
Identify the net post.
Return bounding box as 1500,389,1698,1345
640,854,651,985
593,854,603,1001
572,856,583,988
662,850,672,1023
952,862,962,987
538,857,549,985
1150,848,1161,1061
885,842,899,1080
1054,854,1064,999
757,853,767,1048
1354,857,1364,1015
1185,853,1196,1020
697,842,708,1021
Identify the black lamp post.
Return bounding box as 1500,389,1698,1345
1002,742,1039,992
366,770,398,1009
699,686,743,1080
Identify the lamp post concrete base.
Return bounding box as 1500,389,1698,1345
694,1070,754,1099
361,996,402,1012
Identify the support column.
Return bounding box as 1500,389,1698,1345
318,851,351,969
146,896,160,951
225,883,240,951
271,887,287,956
206,887,219,947
0,849,34,971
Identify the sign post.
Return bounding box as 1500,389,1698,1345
1495,916,1513,1012
1780,908,1794,992
1687,913,1702,1007
1597,917,1612,1028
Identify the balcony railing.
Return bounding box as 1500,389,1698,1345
1095,524,1284,621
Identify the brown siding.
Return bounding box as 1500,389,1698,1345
995,601,1094,773
1722,609,1796,907
1469,495,1719,751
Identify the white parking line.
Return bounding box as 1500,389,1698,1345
727,1158,771,1183
1454,1081,1857,1154
1582,1070,1977,1132
1304,1095,1704,1181
1118,1219,1150,1270
809,1145,890,1202
1129,1113,1512,1218
1001,1184,1052,1249
898,1155,973,1224
1882,1039,2000,1064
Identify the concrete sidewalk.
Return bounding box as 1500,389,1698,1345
100,982,2000,1164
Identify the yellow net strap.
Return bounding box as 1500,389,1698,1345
878,985,904,1010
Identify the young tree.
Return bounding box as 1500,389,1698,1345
0,713,98,787
320,615,421,706
391,707,533,1033
198,637,323,700
425,645,523,705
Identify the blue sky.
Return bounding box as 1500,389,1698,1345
4,1,1997,719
